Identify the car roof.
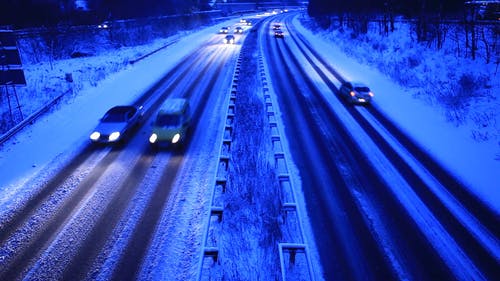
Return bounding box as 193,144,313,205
107,105,136,114
349,81,368,87
159,98,189,114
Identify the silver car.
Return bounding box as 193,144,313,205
339,81,374,104
90,105,143,143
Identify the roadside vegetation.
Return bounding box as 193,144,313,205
216,25,283,280
301,10,499,143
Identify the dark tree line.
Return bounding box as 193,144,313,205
0,0,211,28
307,0,467,41
307,0,465,18
307,0,498,64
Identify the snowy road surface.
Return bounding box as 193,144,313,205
264,13,498,280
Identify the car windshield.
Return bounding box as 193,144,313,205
102,107,136,122
102,113,125,122
156,114,181,127
354,86,370,92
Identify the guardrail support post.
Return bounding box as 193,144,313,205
211,206,223,222
204,247,219,263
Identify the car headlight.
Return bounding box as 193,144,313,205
369,92,374,97
90,131,101,141
149,133,158,144
109,132,120,142
350,91,356,97
172,133,181,144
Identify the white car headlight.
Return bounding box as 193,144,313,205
172,133,181,144
109,132,121,142
149,133,158,144
90,131,101,141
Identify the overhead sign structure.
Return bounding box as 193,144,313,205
1,30,26,86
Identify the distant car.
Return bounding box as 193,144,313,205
224,34,236,44
246,21,252,26
90,105,143,143
234,26,244,34
97,21,110,29
339,82,374,104
240,19,247,23
272,24,281,30
219,27,230,33
149,98,191,147
274,30,284,38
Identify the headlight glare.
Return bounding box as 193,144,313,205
149,133,158,144
90,131,100,141
109,132,120,142
172,133,181,144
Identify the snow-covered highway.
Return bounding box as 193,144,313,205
0,33,239,280
264,12,498,280
0,9,498,281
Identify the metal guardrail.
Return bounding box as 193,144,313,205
0,88,69,145
257,22,316,280
129,38,180,64
196,20,316,280
195,44,241,281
